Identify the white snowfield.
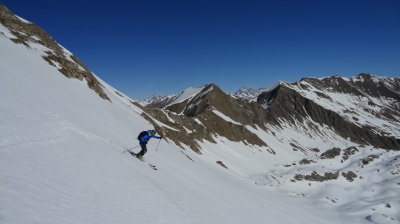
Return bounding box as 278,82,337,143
1,20,399,224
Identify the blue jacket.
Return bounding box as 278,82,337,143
139,130,160,144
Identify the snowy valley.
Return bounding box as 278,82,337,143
1,4,400,224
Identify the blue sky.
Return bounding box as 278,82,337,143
3,0,400,99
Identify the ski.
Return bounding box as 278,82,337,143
126,151,157,170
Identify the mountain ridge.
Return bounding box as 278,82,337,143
143,74,400,153
0,4,109,101
257,75,400,150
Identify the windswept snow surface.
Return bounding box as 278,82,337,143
0,24,391,224
165,86,203,107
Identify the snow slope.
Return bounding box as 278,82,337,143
286,78,400,138
1,15,398,224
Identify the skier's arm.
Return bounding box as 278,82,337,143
152,135,162,139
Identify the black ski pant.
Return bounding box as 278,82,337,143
138,142,147,156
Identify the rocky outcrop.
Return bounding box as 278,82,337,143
0,4,109,100
144,84,269,152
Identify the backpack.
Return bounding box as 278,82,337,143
137,131,148,142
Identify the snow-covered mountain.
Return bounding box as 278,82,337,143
1,4,400,224
258,75,400,149
145,76,400,150
230,86,271,101
137,94,176,107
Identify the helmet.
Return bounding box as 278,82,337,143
150,130,156,136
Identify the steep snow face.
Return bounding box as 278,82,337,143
165,86,205,107
0,5,109,100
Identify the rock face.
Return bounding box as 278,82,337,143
0,4,109,100
258,74,400,150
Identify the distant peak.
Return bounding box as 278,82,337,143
231,83,281,101
356,73,373,78
139,94,176,107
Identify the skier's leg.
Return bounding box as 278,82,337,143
138,142,147,156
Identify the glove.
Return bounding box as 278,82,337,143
158,137,163,139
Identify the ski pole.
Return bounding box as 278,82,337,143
123,146,139,153
156,138,161,151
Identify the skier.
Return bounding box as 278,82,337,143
136,129,162,160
